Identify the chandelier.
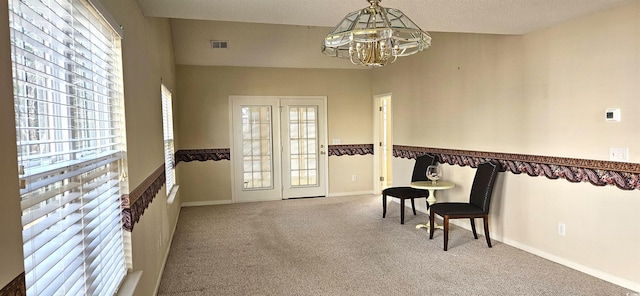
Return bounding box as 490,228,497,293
322,0,431,67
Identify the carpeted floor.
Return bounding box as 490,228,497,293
158,195,633,295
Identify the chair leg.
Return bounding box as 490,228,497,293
411,198,416,215
429,211,435,239
443,216,450,251
483,216,492,248
382,194,387,218
470,218,478,239
400,199,405,224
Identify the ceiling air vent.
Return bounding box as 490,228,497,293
211,40,228,49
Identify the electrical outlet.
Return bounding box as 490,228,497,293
558,223,566,236
351,175,357,181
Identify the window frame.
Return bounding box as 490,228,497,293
161,83,177,199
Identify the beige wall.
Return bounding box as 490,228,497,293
372,32,525,151
175,65,374,203
521,3,640,159
373,2,640,290
171,19,362,69
101,1,182,295
328,155,374,195
0,0,25,288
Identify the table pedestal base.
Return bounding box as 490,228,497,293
416,222,443,232
417,193,442,232
410,182,455,234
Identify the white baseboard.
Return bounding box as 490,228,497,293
328,191,375,197
181,200,233,207
446,221,639,293
500,237,640,293
182,194,378,206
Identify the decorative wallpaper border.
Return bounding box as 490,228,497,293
174,146,374,161
121,165,166,232
394,145,640,191
175,148,231,164
0,272,25,296
121,144,638,231
328,144,374,156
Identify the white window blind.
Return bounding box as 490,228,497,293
161,84,176,195
8,0,128,294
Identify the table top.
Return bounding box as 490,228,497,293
410,180,455,190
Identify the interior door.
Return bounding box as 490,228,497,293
281,98,327,199
231,96,327,202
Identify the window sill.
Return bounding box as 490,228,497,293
167,185,179,205
116,270,143,296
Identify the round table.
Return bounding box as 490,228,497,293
410,180,456,231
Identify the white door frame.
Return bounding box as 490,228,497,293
373,93,392,194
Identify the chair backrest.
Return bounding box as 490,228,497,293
469,161,502,212
411,154,437,182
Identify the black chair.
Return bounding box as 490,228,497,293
382,154,437,224
429,161,501,251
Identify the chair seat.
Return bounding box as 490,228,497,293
382,187,429,198
382,154,437,224
430,203,485,215
429,161,501,251
382,187,430,224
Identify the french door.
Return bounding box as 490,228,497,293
231,96,327,202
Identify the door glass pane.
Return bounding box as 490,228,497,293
241,106,273,189
289,106,318,187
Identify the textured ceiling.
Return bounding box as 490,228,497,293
134,0,634,35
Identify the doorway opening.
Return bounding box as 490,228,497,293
374,93,393,193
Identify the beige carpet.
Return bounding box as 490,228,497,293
158,195,632,295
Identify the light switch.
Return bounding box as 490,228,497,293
610,147,628,162
332,139,342,145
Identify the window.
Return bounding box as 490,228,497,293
288,106,318,186
8,0,128,294
161,84,176,195
241,106,273,189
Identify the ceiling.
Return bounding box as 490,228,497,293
134,0,634,35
